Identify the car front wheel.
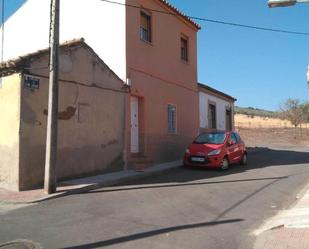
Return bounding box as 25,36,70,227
221,157,229,170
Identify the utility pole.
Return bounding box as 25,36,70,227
44,0,60,194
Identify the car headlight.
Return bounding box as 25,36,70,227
208,149,221,156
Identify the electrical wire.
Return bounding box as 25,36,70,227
99,0,309,36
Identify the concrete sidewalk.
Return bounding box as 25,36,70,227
0,160,182,204
254,182,309,249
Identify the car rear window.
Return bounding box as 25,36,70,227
194,132,226,145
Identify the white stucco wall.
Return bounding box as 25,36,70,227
0,0,127,80
199,92,233,131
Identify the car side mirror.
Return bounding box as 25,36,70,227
227,140,235,146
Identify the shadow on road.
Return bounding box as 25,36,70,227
60,218,243,249
248,147,309,168
82,148,309,195
85,176,288,194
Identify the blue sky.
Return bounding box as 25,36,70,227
3,0,309,110
169,0,309,110
2,0,24,20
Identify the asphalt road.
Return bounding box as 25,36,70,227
1,147,309,249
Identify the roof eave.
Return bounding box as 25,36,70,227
198,83,237,102
156,0,201,31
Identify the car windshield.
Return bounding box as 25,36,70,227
194,132,226,145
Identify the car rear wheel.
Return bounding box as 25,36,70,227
221,157,229,170
240,153,247,165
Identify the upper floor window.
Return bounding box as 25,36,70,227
181,35,188,62
140,11,152,43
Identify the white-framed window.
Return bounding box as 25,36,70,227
168,104,177,134
140,11,152,43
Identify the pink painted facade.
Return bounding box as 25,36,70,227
125,0,200,168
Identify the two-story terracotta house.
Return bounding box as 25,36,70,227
125,1,201,168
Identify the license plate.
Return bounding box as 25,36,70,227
191,157,205,162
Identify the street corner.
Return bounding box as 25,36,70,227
254,226,309,249
254,182,309,233
253,182,309,249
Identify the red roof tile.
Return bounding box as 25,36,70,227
157,0,201,30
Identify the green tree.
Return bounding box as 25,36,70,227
300,102,309,123
300,102,309,135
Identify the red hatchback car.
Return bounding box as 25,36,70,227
183,131,247,170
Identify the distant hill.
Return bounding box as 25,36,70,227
235,106,279,118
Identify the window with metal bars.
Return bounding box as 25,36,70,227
168,104,177,134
